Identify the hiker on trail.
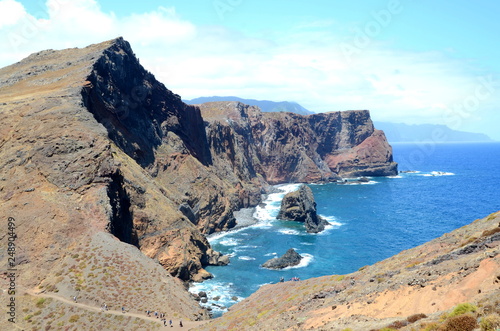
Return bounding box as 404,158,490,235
169,319,172,327
179,320,183,327
163,319,167,326
73,295,77,303
122,307,125,313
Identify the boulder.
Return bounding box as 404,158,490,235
262,248,303,269
277,185,329,233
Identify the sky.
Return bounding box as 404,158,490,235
1,0,499,139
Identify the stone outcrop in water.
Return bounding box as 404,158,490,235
277,185,329,233
262,248,303,269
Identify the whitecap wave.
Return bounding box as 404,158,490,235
219,238,240,246
340,180,378,185
207,226,248,243
238,256,256,261
282,253,314,270
189,281,240,316
278,229,300,235
264,252,277,257
420,171,455,177
387,175,403,179
320,215,343,227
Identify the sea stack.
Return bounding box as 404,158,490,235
277,185,329,233
262,248,303,269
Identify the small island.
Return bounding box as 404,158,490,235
261,248,303,269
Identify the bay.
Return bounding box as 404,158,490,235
190,142,500,317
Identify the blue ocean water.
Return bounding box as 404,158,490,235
190,142,500,316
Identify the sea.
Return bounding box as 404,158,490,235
189,142,500,317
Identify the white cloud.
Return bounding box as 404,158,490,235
0,0,26,28
0,0,497,138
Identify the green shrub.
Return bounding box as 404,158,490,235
36,298,46,308
68,315,80,323
449,303,478,317
480,313,500,331
441,314,477,331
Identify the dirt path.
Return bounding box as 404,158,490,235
22,288,208,330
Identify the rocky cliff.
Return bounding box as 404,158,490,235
199,102,397,183
0,37,398,328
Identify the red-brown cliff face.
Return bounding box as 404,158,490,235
200,102,397,184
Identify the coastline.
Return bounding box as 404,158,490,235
232,207,259,229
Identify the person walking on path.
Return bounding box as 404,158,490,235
179,320,183,327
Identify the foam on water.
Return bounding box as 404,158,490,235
218,238,240,246
253,183,302,226
278,229,301,235
238,256,256,261
420,171,455,177
207,226,247,243
189,281,240,316
282,253,314,270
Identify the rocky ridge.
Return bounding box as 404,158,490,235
277,184,329,233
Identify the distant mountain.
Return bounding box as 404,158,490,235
184,96,314,116
374,122,493,143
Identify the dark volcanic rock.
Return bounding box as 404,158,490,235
277,185,329,233
262,248,303,269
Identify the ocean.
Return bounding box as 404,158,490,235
190,142,500,317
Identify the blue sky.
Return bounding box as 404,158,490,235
1,0,499,139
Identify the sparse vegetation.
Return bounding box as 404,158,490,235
449,303,478,317
387,319,408,329
407,313,427,323
479,313,500,331
440,313,477,331
36,298,47,308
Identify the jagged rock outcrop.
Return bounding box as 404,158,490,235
277,185,329,233
262,248,303,269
